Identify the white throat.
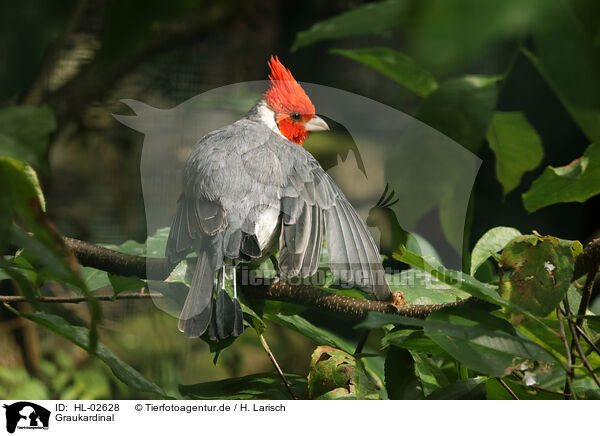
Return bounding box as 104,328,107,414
257,101,286,139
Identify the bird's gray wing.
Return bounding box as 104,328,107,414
166,195,227,265
166,194,228,338
278,150,392,301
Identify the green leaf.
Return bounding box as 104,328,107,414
427,377,487,400
408,0,551,74
499,235,583,319
0,105,55,168
522,143,600,212
486,112,544,195
382,329,452,359
425,307,556,377
261,300,305,317
0,366,49,399
180,372,307,400
292,0,409,51
390,268,470,305
0,157,100,350
0,156,46,214
308,346,380,399
265,313,385,388
526,0,600,147
417,75,500,154
470,226,522,275
485,378,558,400
406,232,441,261
411,352,449,395
585,390,600,400
384,347,424,399
10,226,76,285
331,47,438,97
265,313,354,354
12,311,165,397
518,313,573,362
108,273,145,296
81,266,111,291
358,308,557,377
9,226,101,353
392,246,555,331
165,259,191,285
0,260,38,304
101,239,146,256
146,227,170,258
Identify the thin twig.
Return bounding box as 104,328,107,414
258,333,297,400
497,378,519,400
562,306,600,389
530,385,572,398
573,268,598,350
557,307,575,399
573,323,600,357
354,330,370,355
586,335,600,357
563,297,578,360
0,292,163,304
510,372,572,398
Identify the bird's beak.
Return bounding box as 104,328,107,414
305,115,329,132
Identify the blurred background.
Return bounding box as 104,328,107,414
1,0,598,399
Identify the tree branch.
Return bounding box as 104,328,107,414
20,0,88,106
573,239,600,280
243,281,491,320
64,237,172,280
47,1,243,131
258,333,297,400
21,235,597,321
60,237,493,320
557,306,575,399
562,304,600,389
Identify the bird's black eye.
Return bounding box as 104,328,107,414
290,111,301,121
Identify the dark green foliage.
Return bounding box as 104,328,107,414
181,373,308,400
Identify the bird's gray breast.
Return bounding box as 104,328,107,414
238,144,285,251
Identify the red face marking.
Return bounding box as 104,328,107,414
264,56,315,145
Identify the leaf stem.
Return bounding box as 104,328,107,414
557,306,575,399
496,378,519,400
258,333,298,400
561,304,600,389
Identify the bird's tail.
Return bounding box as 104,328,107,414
178,252,214,338
209,282,244,341
178,253,244,340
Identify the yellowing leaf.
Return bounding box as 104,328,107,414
308,346,380,399
499,234,583,319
